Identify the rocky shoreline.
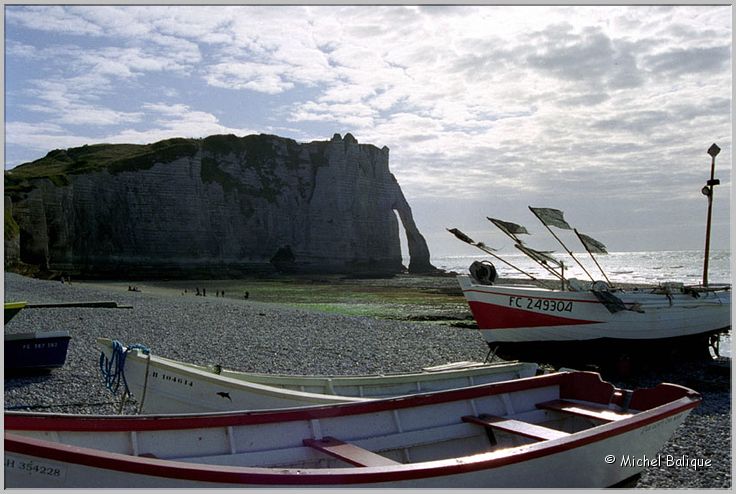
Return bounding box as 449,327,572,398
3,272,731,488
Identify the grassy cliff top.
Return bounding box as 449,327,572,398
3,134,307,197
4,138,199,194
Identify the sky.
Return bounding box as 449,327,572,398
3,4,732,257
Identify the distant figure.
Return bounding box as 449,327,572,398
222,290,225,297
244,291,249,299
196,287,200,296
203,288,206,297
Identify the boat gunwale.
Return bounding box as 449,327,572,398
461,286,731,307
7,372,574,431
109,343,536,387
5,390,700,485
5,371,699,430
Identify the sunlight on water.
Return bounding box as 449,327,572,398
429,250,731,286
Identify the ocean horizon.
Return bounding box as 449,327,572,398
421,249,731,286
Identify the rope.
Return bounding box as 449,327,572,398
99,340,150,397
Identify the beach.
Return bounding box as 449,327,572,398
3,272,731,488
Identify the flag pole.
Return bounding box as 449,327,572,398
512,243,565,282
486,217,565,281
528,206,596,282
702,143,721,287
574,228,612,286
446,228,539,281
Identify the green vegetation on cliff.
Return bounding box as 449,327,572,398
4,138,198,199
5,208,19,241
4,134,333,205
200,134,311,202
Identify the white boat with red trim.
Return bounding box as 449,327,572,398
458,275,731,365
5,371,700,488
97,338,539,413
449,160,731,366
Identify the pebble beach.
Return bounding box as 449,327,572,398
3,272,731,489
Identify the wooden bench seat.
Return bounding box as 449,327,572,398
462,414,570,441
303,436,400,467
536,400,634,422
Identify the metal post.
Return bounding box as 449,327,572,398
702,143,721,287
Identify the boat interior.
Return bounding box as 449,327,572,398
13,378,638,470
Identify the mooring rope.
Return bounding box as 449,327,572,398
99,340,150,398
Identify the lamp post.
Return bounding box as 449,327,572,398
701,143,720,287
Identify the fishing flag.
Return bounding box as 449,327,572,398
447,228,475,245
575,230,608,254
487,217,530,241
529,207,572,230
515,243,563,268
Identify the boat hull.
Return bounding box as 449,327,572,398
458,276,731,364
5,422,681,488
4,331,72,373
5,371,700,488
97,338,539,413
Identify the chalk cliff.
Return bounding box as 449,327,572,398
4,133,436,278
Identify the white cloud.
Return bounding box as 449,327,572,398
5,121,93,155
4,5,731,250
205,62,295,94
6,5,104,35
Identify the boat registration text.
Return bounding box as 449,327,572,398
5,455,66,482
509,296,573,313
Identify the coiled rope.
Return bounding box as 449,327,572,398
99,340,151,413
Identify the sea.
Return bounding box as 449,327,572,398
425,249,732,357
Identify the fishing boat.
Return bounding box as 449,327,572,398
4,370,700,488
96,338,539,413
449,145,730,367
4,331,72,373
456,275,730,365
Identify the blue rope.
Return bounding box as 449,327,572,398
99,340,150,396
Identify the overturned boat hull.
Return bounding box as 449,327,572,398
4,331,72,373
5,371,700,488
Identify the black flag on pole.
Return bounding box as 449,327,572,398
576,231,608,254
487,217,530,241
447,228,475,245
515,243,563,268
529,207,572,230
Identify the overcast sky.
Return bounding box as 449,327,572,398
4,5,732,256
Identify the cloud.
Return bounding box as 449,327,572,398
5,121,94,160
6,5,104,35
526,25,644,89
204,62,295,94
643,46,731,76
4,5,731,252
23,80,144,126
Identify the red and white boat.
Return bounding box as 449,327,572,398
5,371,699,488
458,275,731,365
451,145,731,365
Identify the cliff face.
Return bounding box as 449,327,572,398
4,133,435,278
